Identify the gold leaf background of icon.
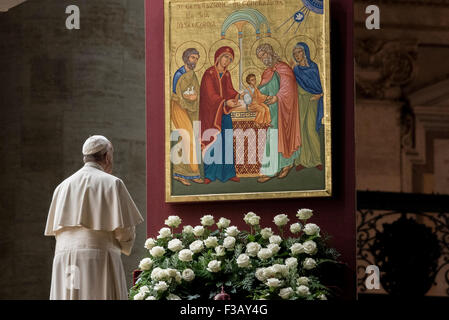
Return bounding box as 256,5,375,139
168,0,325,89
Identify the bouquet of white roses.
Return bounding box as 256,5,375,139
130,209,340,300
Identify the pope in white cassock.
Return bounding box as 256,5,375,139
44,135,144,300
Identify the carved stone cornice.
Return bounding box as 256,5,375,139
355,39,418,100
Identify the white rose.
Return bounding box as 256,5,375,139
139,258,153,271
263,267,276,279
150,246,165,258
144,238,157,250
260,228,273,239
285,257,298,269
189,240,204,253
244,211,256,224
145,296,156,300
297,208,313,220
297,276,309,286
280,265,290,277
167,268,178,278
183,225,194,234
159,269,170,280
272,264,282,273
290,223,302,234
207,260,221,273
215,245,226,256
255,268,266,281
167,239,183,252
139,285,150,294
269,235,282,245
193,225,205,237
246,242,261,257
266,278,282,288
133,292,145,300
237,254,251,268
201,215,215,227
303,240,317,255
216,217,231,229
157,227,172,239
279,287,294,300
167,293,181,300
223,236,236,249
225,226,239,237
290,243,304,255
248,215,260,226
165,215,182,228
154,281,168,292
304,223,320,236
204,236,219,248
268,243,281,255
318,294,327,300
244,212,260,226
257,248,273,260
273,214,289,227
272,264,289,277
296,285,310,297
303,258,317,270
151,267,162,280
178,249,193,262
182,268,195,282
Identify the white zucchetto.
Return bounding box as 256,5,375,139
82,135,111,155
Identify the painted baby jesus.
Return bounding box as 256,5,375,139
243,74,272,126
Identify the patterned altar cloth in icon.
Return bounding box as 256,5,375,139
231,110,269,177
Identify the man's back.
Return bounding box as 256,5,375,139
45,162,142,237
45,152,143,300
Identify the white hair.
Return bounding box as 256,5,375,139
256,43,281,64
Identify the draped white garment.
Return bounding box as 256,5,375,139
45,162,144,300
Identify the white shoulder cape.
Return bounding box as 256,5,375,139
45,162,144,236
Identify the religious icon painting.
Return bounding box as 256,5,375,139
163,0,332,202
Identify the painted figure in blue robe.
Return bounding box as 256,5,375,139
199,46,242,184
292,42,324,171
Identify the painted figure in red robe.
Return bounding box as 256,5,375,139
199,46,242,184
256,43,302,183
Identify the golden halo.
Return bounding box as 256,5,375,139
251,37,283,70
208,38,241,71
285,35,317,65
242,67,263,88
174,41,207,72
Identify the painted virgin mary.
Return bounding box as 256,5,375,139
292,42,324,171
199,46,242,184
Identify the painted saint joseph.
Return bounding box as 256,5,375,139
256,43,301,183
171,48,204,186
